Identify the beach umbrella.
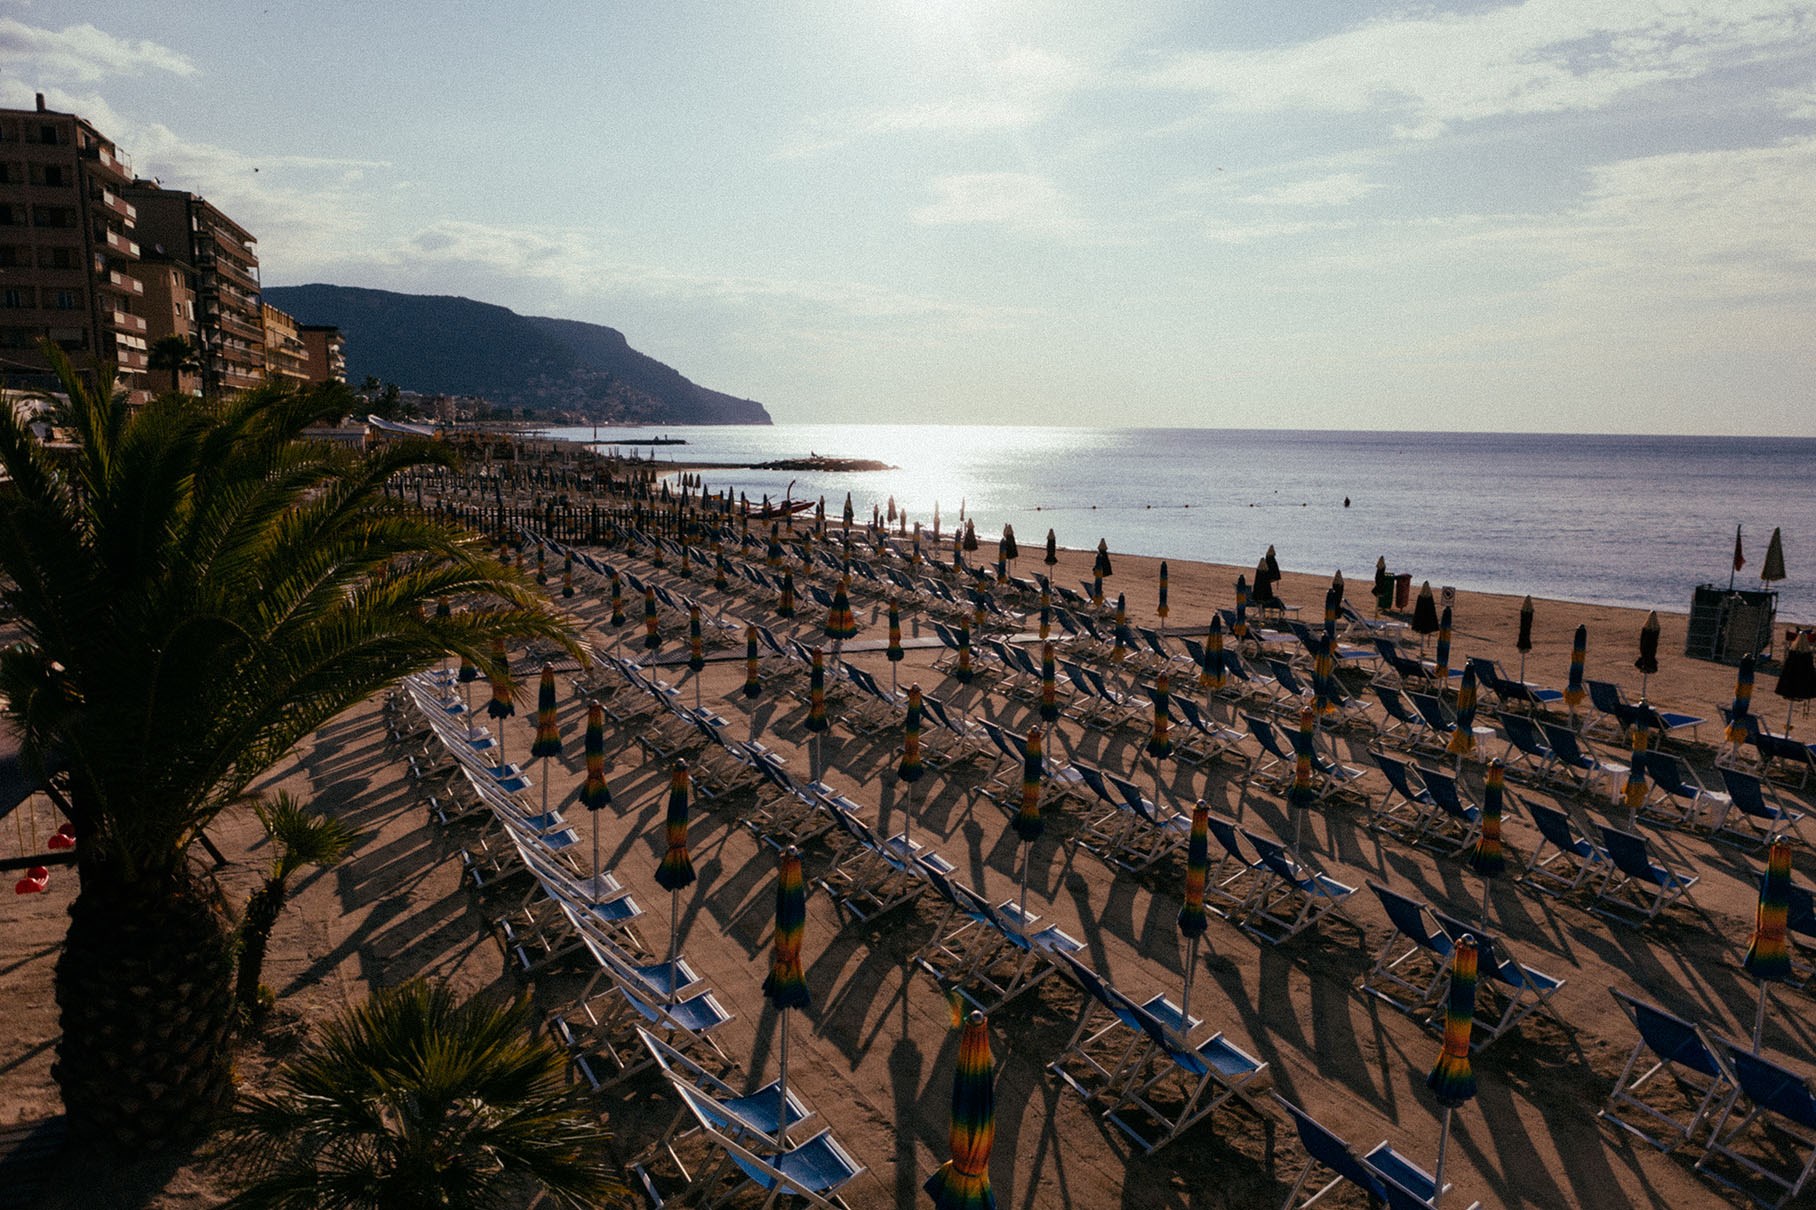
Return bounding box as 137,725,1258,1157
1323,582,1339,642
1762,527,1787,584
805,648,830,782
993,558,1007,587
1111,593,1129,663
841,492,854,534
1201,615,1226,696
1447,664,1477,762
1469,759,1507,927
1773,634,1815,732
762,845,812,1145
1732,523,1746,590
898,684,925,847
778,570,796,619
1635,610,1660,699
933,501,941,541
1565,624,1588,715
1177,801,1210,1019
486,640,515,760
888,495,897,523
1264,544,1281,592
911,532,923,572
999,524,1018,573
972,589,987,630
561,552,574,598
456,651,479,711
954,622,975,684
925,1010,995,1210
714,548,731,592
1044,529,1057,568
886,599,905,694
952,532,963,570
1252,558,1271,608
609,571,625,630
1745,839,1794,1050
1726,653,1756,749
1373,556,1393,614
1148,671,1174,800
1093,539,1111,604
642,587,660,651
687,604,706,706
1233,576,1250,641
1287,706,1317,848
535,544,547,585
1039,642,1060,729
1515,596,1534,686
1038,584,1051,642
1312,634,1336,720
579,702,611,876
962,520,978,553
1412,582,1439,651
655,761,697,1002
1433,606,1453,687
678,544,692,578
1427,935,1480,1210
767,523,784,569
743,624,763,740
1157,561,1170,636
825,575,858,648
1014,728,1044,917
530,663,564,818
1623,723,1650,828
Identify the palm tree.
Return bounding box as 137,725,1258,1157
0,344,579,1151
235,793,356,1018
224,981,627,1209
146,334,202,396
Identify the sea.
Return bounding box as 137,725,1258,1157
540,425,1816,624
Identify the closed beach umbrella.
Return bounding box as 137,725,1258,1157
688,603,706,704
1469,759,1507,926
925,1011,996,1210
886,599,904,693
486,640,515,770
767,524,784,569
1433,606,1453,687
1447,664,1477,760
1201,615,1226,695
1727,653,1756,747
456,651,479,711
912,533,923,572
1157,561,1170,633
656,762,697,1001
972,588,988,630
530,659,563,797
899,684,925,846
714,548,730,592
778,570,796,619
1252,557,1271,608
1773,634,1815,732
1323,582,1339,640
1000,524,1018,565
1635,610,1660,698
963,520,978,553
805,648,829,781
535,544,546,585
1427,935,1480,1210
1313,634,1336,719
1177,801,1210,1018
841,492,854,534
642,587,660,651
1093,539,1112,603
1038,583,1051,642
1762,527,1787,584
579,702,611,875
1373,556,1393,614
955,622,975,684
1148,671,1173,761
1233,576,1250,641
1516,596,1534,682
609,571,625,629
1288,705,1317,847
763,846,812,1145
1111,593,1129,662
826,575,858,644
1566,624,1588,713
1013,727,1044,915
678,543,691,578
1623,724,1650,826
1039,642,1060,727
1745,838,1794,1050
1412,582,1439,648
1264,544,1281,589
562,553,574,598
1044,529,1058,568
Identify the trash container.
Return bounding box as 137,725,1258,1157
1394,574,1412,610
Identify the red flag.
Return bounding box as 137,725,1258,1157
1734,525,1745,572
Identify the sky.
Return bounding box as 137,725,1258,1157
6,2,1816,433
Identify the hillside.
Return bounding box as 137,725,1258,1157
261,284,771,425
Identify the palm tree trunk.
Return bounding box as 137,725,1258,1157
235,878,286,1012
55,862,237,1150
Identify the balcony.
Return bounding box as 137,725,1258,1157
104,268,144,296
95,189,136,221
103,229,141,259
107,309,148,334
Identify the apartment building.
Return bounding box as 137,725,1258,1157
0,95,150,401
299,323,346,385
127,182,264,395
136,249,201,395
261,301,308,384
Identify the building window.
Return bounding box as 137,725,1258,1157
0,245,20,267
0,287,32,309
53,290,80,310
0,205,18,226
41,246,79,270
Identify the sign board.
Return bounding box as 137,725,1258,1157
1440,586,1456,611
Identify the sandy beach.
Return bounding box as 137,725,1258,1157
4,530,1812,1208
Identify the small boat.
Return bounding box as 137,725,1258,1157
751,498,815,520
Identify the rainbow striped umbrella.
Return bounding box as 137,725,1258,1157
579,701,611,875
486,639,515,734
805,647,830,781
1470,758,1507,925
1565,624,1587,712
778,570,796,619
743,623,762,703
1157,560,1170,632
1434,606,1453,687
763,845,811,1144
1727,653,1756,746
1233,576,1250,640
1323,582,1339,641
531,663,563,758
954,622,975,684
886,599,904,693
826,575,858,642
562,553,574,598
609,572,625,628
1313,634,1336,719
1111,593,1129,663
1287,705,1317,814
1038,584,1052,641
687,603,706,687
1148,671,1173,761
1623,723,1650,822
1201,616,1226,694
656,762,696,1002
1178,800,1210,1018
642,587,660,651
1427,934,1479,1207
1746,839,1794,1049
1014,728,1044,843
925,1011,996,1210
1447,664,1477,759
1039,642,1060,726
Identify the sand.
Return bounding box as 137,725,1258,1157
3,536,1812,1208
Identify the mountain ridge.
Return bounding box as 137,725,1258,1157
261,283,771,425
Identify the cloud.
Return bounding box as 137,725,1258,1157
911,172,1075,233
0,18,194,82
1140,0,1816,136
1239,172,1379,207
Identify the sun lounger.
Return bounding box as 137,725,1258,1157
1428,908,1566,1049
915,867,1083,1015
1600,989,1734,1152
1591,824,1700,923
1712,766,1804,848
1638,750,1731,830
1697,1038,1816,1208
1519,801,1608,895
655,1078,864,1209
1361,880,1454,1015
1368,750,1437,834
1240,829,1360,944
1538,720,1629,797
1274,1095,1391,1209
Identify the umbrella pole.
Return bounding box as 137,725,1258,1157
890,662,897,696
775,1009,792,1148
1019,842,1031,922
1517,652,1526,685
667,888,681,1006
1789,700,1797,736
1481,877,1492,931
541,760,550,819
904,780,914,850
1754,982,1769,1052
694,673,701,710
1182,934,1199,1022
591,824,601,890
1433,1106,1454,1210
